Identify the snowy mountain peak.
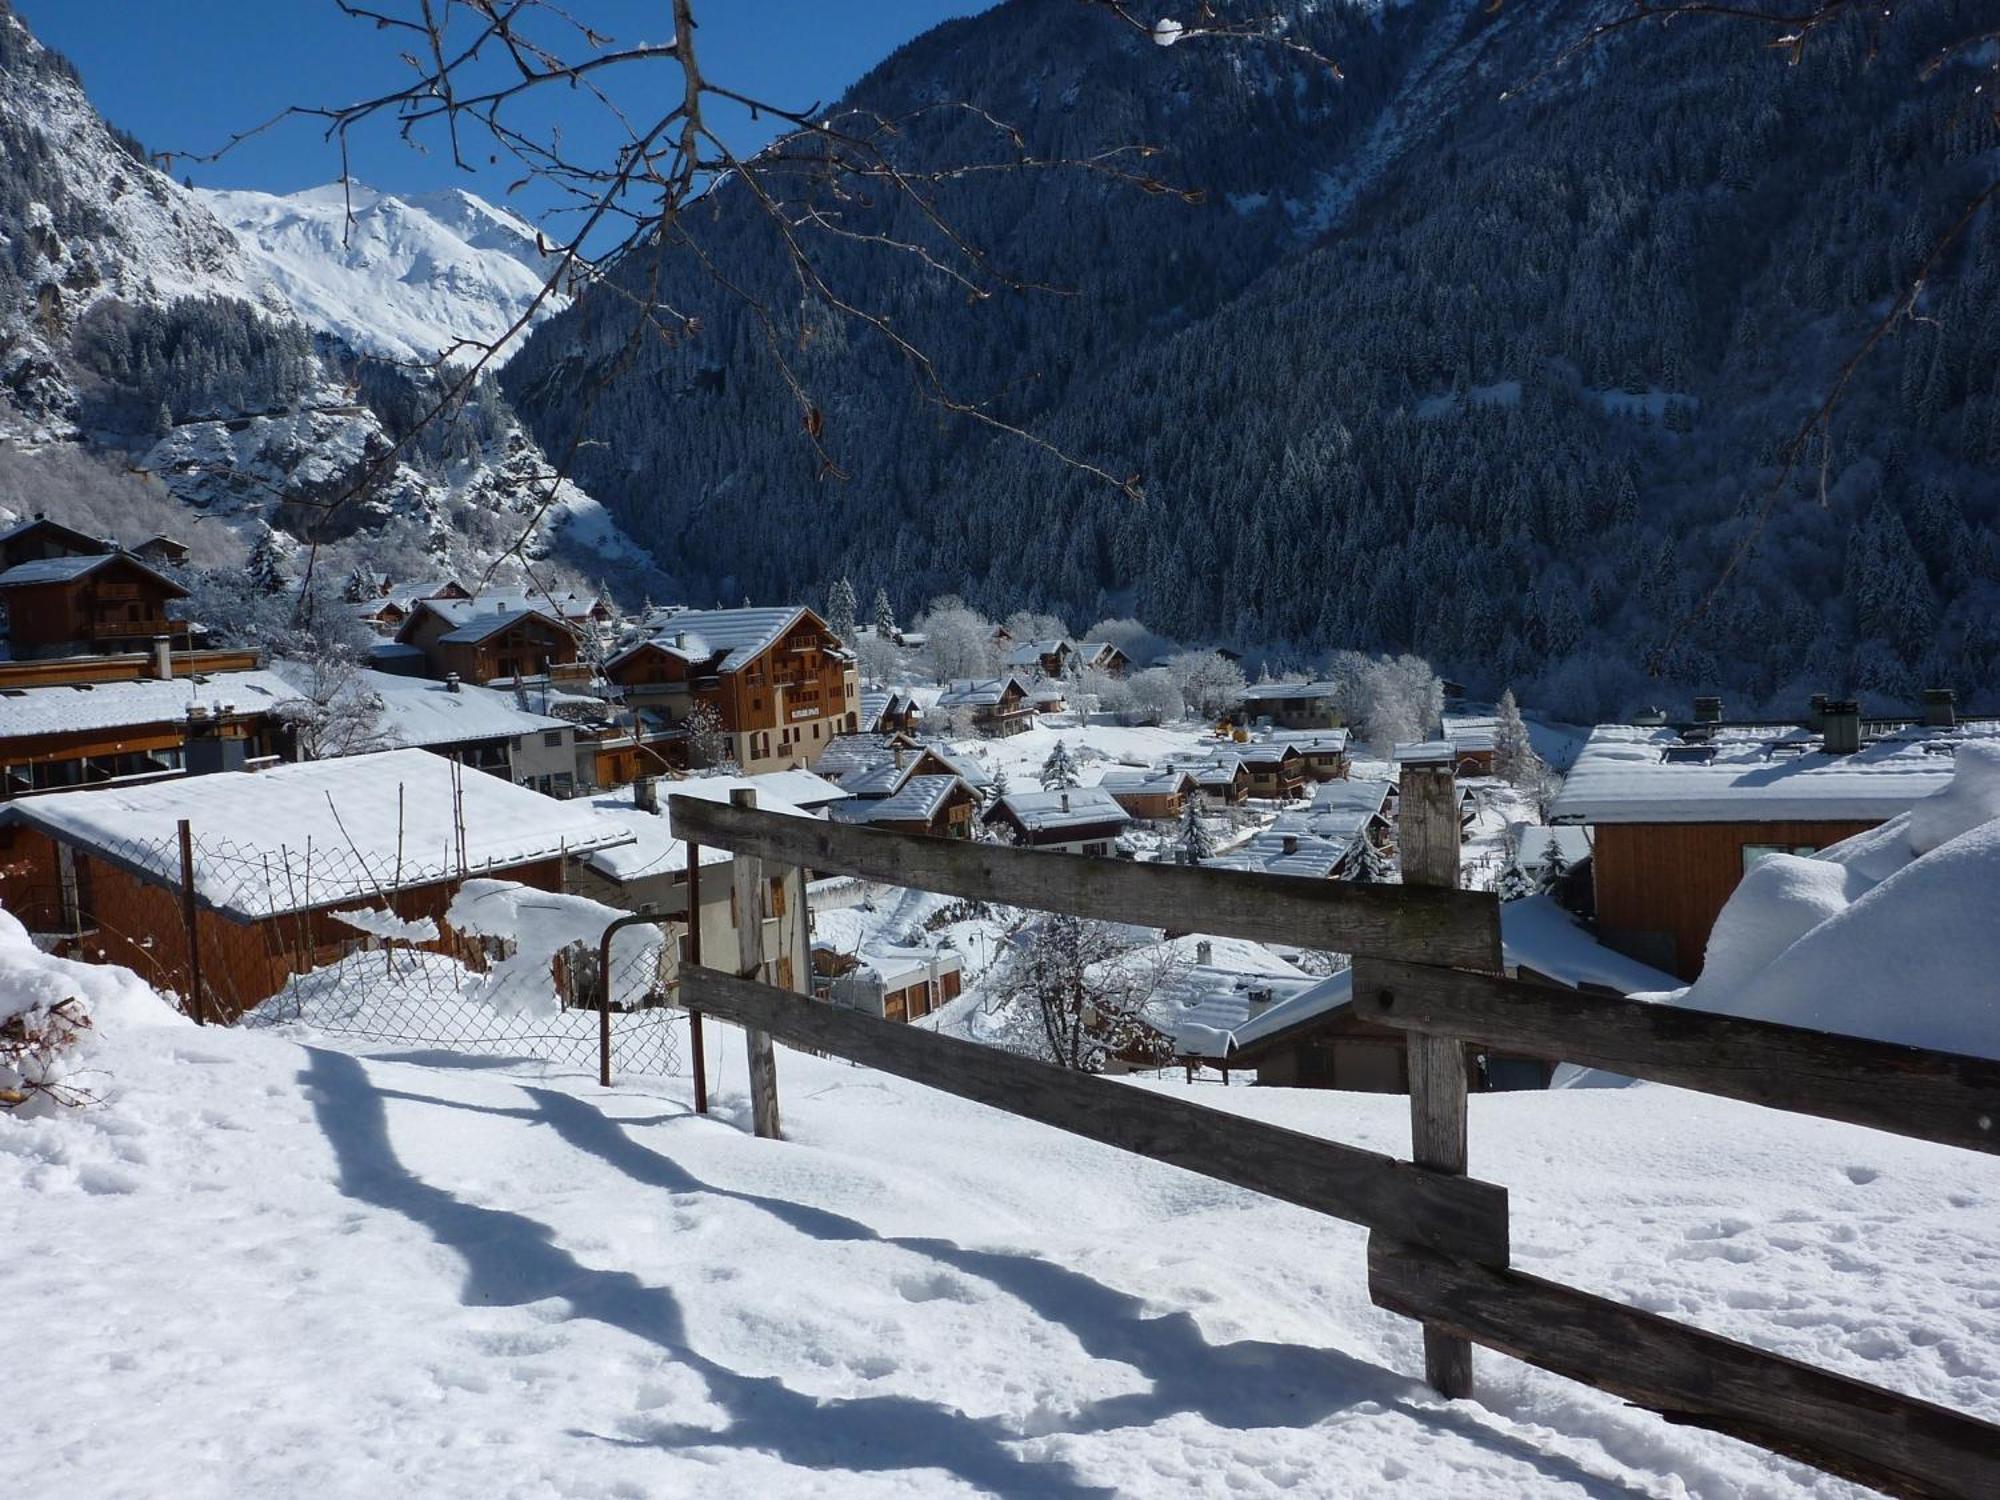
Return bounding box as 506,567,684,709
200,182,569,367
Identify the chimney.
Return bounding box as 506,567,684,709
185,704,246,776
1196,940,1213,966
1631,706,1667,727
674,630,687,649
150,636,173,680
1821,699,1861,755
1922,688,1957,729
1807,693,1829,733
1060,791,1070,812
894,746,907,770
1282,833,1299,855
633,776,659,814
1693,695,1722,726
445,672,462,694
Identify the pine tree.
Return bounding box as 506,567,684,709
1493,688,1533,784
1177,798,1214,864
872,587,897,642
1538,839,1571,897
341,565,375,604
827,577,859,647
247,530,290,595
1349,839,1393,884
1039,740,1079,791
1495,861,1536,901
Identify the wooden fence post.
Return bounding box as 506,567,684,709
176,818,206,1027
731,788,783,1139
1397,760,1495,1398
685,834,710,1114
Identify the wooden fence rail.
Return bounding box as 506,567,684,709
681,965,1511,1264
1350,958,2000,1155
670,794,1500,967
657,788,2000,1499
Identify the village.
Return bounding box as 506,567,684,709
5,508,1991,1101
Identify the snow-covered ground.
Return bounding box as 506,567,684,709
8,990,1998,1498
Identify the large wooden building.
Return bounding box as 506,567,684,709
603,607,860,775
1552,711,1988,979
395,600,581,686
0,551,191,658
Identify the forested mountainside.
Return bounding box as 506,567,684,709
0,0,653,597
504,0,2000,718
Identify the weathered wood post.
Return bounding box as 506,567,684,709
685,832,710,1114
1397,757,1496,1398
176,818,206,1026
731,788,783,1139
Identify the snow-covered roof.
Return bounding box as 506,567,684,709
634,606,831,675
1146,941,1320,1057
816,938,965,991
815,734,991,794
989,787,1131,833
0,516,111,550
433,606,565,645
1550,722,1998,824
1214,894,1680,1059
1181,755,1246,785
937,675,1028,708
1002,638,1072,666
1241,679,1340,703
1262,728,1351,753
4,749,630,918
1202,829,1353,880
1393,740,1456,764
1097,768,1195,797
1509,823,1592,870
829,774,965,826
0,668,296,739
582,776,816,882
0,552,187,594
1234,743,1302,769
1310,777,1393,818
284,665,572,750
745,768,850,810
856,689,892,730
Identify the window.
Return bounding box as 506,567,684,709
1741,843,1817,872
543,730,565,748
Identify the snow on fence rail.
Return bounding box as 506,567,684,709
664,784,2000,1500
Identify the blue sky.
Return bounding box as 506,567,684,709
18,1,994,217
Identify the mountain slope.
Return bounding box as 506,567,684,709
503,0,2000,716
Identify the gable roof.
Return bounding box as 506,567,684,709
634,606,840,674
937,675,1030,708
0,668,296,739
0,516,113,555
986,786,1131,833
1097,768,1196,797
1241,679,1340,703
0,551,189,596
829,773,967,826
275,664,572,751
3,748,628,918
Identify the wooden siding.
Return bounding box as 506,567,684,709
1593,820,1876,980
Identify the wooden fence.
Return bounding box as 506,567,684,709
662,782,2000,1500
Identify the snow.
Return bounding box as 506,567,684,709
622,607,822,674
7,986,1998,1495
2,749,630,916
991,786,1131,833
0,667,296,738
275,663,572,751
581,776,818,884
200,183,566,367
1552,722,1998,824
446,878,657,1019
330,905,441,944
1676,744,2000,1058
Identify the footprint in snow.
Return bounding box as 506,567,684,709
1844,1165,1881,1185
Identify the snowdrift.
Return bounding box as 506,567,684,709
1682,743,2000,1057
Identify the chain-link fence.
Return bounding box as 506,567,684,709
0,813,684,1078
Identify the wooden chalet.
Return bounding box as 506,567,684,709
603,606,859,775
814,942,964,1022
1265,729,1351,782
1181,756,1251,807
983,787,1131,855
934,675,1034,736
857,688,922,736
0,552,190,658
0,749,628,1018
1552,706,1988,979
1234,743,1307,801
828,773,978,839
131,534,191,568
1076,641,1132,678
1238,680,1343,731
1097,767,1196,822
1002,638,1077,679
0,515,112,571
396,600,580,686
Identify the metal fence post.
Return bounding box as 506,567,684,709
1398,760,1491,1398
731,788,782,1139
176,818,206,1026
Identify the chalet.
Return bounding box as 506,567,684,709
815,734,992,799
814,942,964,1022
578,717,689,786
602,607,860,775
1264,728,1350,782
396,600,580,686
1551,706,1996,978
0,515,112,571
0,749,627,1018
0,552,190,658
828,773,979,838
856,688,922,736
935,675,1034,736
130,534,191,568
1075,641,1131,678
295,665,583,796
1293,776,1395,854
1184,896,1679,1093
1097,767,1196,822
1178,755,1251,807
348,597,409,634
565,776,816,997
983,786,1131,855
1440,714,1500,775
1238,680,1343,730
393,578,472,612
1002,638,1076,678
1202,828,1353,880
1028,680,1069,715
1234,742,1307,801
0,656,292,799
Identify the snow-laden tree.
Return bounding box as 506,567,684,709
340,564,377,603
1073,664,1129,721
1495,860,1537,902
1539,838,1572,897
1003,609,1070,643
1165,650,1246,722
275,644,388,760
247,529,291,595
1125,667,1183,725
988,914,1173,1072
1040,740,1079,791
826,576,859,647
1494,688,1537,785
1327,650,1443,755
1177,799,1214,864
1348,838,1394,884
855,629,902,685
683,700,733,770
872,587,897,641
917,599,996,681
